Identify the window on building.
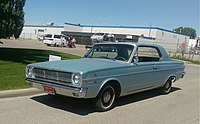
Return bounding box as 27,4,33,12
38,29,44,32
173,35,177,39
162,31,164,37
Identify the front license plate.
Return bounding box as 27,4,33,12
43,86,55,95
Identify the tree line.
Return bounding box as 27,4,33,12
173,27,197,39
0,0,26,39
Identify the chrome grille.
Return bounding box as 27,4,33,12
33,68,72,83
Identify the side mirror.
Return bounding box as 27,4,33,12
133,56,139,63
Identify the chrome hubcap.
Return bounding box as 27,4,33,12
103,92,111,103
100,86,115,109
165,80,171,92
166,82,170,89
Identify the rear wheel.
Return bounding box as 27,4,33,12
93,84,116,111
54,43,57,47
161,78,172,94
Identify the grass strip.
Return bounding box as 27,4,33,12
0,48,80,91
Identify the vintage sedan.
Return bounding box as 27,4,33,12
26,42,185,111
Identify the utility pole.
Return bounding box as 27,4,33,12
91,26,93,33
90,23,93,33
149,23,152,37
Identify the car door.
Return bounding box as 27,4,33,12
125,46,161,93
54,35,62,46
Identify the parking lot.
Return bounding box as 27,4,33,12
0,39,86,56
0,39,199,124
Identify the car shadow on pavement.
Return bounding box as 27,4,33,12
31,94,95,115
115,87,181,107
31,87,181,116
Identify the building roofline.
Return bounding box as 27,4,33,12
24,25,64,28
64,22,83,27
64,22,189,37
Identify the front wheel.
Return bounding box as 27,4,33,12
93,85,116,111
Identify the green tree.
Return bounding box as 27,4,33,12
13,0,26,38
0,0,26,39
173,27,197,39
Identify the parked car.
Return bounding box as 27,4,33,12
86,33,115,50
43,34,69,47
90,33,115,42
25,42,185,111
38,35,45,41
189,47,200,55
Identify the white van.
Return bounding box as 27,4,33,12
43,34,69,47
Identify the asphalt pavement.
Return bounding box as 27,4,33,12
0,64,199,124
0,39,86,56
0,88,42,99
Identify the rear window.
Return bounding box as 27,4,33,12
54,35,61,39
45,34,52,38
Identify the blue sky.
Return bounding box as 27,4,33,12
24,0,199,34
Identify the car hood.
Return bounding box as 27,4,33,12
28,58,130,73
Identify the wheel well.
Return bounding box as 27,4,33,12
166,76,176,83
103,80,121,97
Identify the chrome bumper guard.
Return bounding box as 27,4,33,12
26,78,87,98
181,72,186,78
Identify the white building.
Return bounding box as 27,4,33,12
20,25,64,39
64,23,190,52
20,23,190,52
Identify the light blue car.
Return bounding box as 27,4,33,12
26,42,185,111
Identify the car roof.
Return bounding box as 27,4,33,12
95,42,170,61
95,42,161,47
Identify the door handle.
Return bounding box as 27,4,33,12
153,65,158,69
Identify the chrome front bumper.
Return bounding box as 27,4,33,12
26,78,88,98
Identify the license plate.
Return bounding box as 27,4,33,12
43,86,55,95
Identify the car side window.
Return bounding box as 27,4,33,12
135,46,161,62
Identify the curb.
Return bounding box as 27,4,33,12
76,44,86,48
0,88,43,99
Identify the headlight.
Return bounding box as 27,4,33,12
71,73,82,87
26,67,35,78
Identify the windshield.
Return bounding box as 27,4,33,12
84,44,134,62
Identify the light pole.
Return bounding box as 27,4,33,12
91,26,93,33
